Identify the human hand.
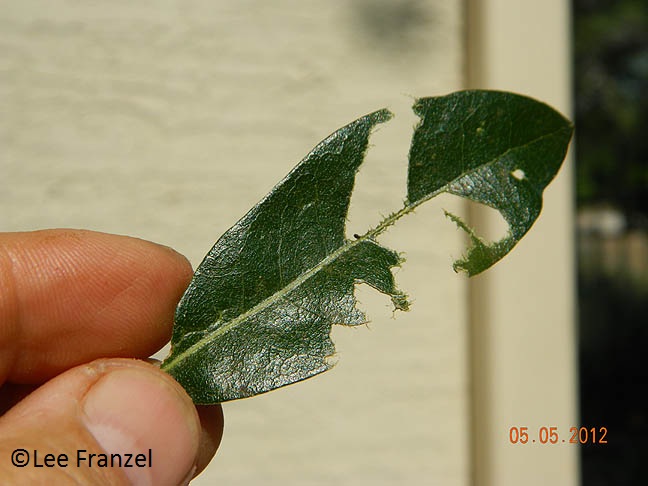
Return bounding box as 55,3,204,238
0,229,223,485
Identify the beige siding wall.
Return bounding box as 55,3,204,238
467,1,579,485
1,2,469,485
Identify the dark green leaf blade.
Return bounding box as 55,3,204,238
407,90,573,276
161,108,408,403
162,91,573,404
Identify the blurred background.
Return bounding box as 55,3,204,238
573,0,648,484
0,0,644,485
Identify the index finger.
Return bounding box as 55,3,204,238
0,229,193,385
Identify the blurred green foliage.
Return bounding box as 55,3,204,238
574,0,648,223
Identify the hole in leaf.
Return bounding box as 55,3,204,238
462,199,510,244
511,168,526,181
346,98,417,240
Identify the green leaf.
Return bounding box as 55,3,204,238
407,91,574,275
161,90,573,403
161,108,406,403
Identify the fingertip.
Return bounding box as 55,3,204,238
0,358,210,486
0,229,194,383
81,360,201,486
195,404,224,477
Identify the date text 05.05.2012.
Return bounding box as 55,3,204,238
508,426,607,445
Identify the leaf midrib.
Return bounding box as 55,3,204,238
162,122,570,374
162,235,366,372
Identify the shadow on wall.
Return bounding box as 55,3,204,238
348,0,436,55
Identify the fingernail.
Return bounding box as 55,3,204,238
82,364,199,486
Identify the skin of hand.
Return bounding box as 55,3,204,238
0,229,223,485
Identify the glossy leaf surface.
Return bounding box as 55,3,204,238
161,90,573,403
162,109,408,403
408,91,574,275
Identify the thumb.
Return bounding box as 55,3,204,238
0,359,201,485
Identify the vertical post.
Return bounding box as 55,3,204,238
465,1,579,485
